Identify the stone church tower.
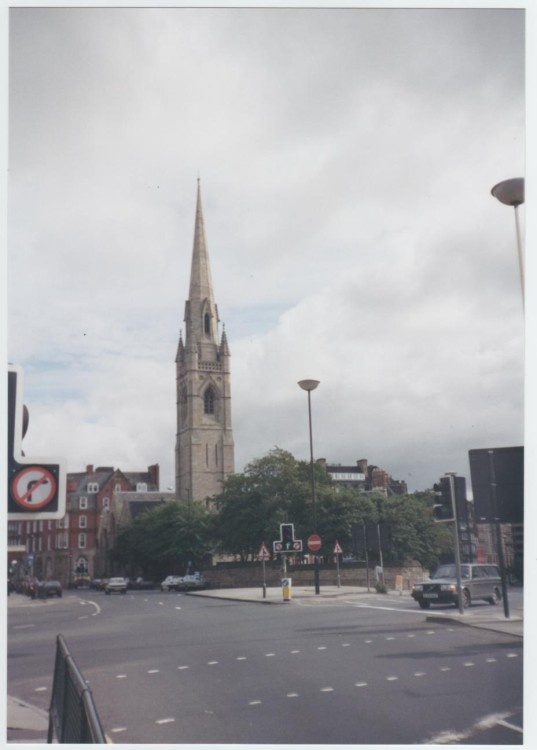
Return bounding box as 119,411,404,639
175,183,235,503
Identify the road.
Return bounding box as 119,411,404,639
8,589,523,744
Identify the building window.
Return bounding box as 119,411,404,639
204,387,215,414
103,497,110,510
115,483,121,492
87,483,99,493
63,533,68,549
78,533,86,549
79,515,87,529
80,496,88,509
136,483,147,492
204,313,211,335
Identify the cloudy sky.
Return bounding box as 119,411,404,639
6,4,529,496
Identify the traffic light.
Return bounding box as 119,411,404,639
433,477,454,521
281,524,294,550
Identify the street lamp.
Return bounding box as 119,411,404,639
298,379,320,595
491,177,525,310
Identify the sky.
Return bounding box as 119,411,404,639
5,3,531,499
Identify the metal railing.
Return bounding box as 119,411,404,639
47,634,106,743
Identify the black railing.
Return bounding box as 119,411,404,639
47,634,106,743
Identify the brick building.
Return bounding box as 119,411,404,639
317,457,408,496
10,464,160,587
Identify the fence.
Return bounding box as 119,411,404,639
47,634,106,743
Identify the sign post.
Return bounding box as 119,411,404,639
257,542,271,598
8,366,66,520
333,540,343,588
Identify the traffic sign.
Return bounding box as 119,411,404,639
307,534,322,552
333,540,343,555
258,542,271,560
8,365,66,520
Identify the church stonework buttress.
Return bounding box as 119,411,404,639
175,183,235,504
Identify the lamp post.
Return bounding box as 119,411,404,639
491,177,525,310
298,379,320,595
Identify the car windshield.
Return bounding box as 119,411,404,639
432,565,471,580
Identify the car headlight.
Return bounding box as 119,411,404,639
412,584,423,592
440,584,457,592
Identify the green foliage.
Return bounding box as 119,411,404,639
374,582,388,594
111,501,214,579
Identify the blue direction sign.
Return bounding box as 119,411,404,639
8,365,66,520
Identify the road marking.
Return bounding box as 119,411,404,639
78,615,89,620
34,686,47,692
486,658,497,663
463,662,475,667
426,630,435,634
287,692,299,698
385,636,395,640
320,687,334,692
147,669,160,674
178,666,189,670
341,643,350,647
355,682,368,687
506,653,518,658
111,727,128,733
265,653,275,657
413,672,426,677
439,666,451,672
317,646,327,650
175,606,181,610
407,634,415,638
364,639,373,643
249,700,262,706
208,661,219,665
156,718,175,725
353,602,426,615
237,656,247,661
291,650,300,654
386,676,399,681
13,624,36,630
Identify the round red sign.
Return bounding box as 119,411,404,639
307,534,322,551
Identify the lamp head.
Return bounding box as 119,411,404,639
491,177,524,207
298,379,320,392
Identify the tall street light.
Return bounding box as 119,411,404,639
491,177,525,311
298,379,321,595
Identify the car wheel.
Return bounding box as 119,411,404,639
488,588,501,605
462,589,471,608
418,600,430,609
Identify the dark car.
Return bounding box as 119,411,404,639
38,580,63,598
411,563,502,609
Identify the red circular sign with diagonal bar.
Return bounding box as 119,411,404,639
11,466,57,510
307,534,322,551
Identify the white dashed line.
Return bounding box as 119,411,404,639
355,682,368,687
290,650,300,654
208,661,219,665
111,727,128,734
439,667,451,672
287,692,299,698
407,634,416,638
265,653,275,657
34,687,47,692
413,672,426,678
320,687,334,692
249,700,262,706
147,669,160,674
175,606,181,610
463,662,475,667
237,656,247,661
385,636,395,641
386,676,399,681
156,718,175,725
506,653,518,658
497,719,523,733
486,658,497,663
364,639,373,643
178,665,189,670
341,643,350,647
116,674,127,679
317,646,327,651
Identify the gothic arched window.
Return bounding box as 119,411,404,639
204,313,211,335
204,387,215,415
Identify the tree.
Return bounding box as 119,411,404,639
111,501,214,579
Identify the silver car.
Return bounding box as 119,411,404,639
411,563,502,609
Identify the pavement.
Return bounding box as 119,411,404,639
6,585,523,743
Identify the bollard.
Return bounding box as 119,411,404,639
282,577,292,602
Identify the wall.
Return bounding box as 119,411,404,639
202,561,426,591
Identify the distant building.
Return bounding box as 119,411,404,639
317,458,408,496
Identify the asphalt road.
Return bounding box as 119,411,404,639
8,589,523,744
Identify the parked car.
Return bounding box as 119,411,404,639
160,575,184,591
411,563,502,609
90,578,108,590
104,577,128,595
181,572,207,591
38,580,63,598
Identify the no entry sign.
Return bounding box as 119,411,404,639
307,534,322,552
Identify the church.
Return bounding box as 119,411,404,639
175,182,235,504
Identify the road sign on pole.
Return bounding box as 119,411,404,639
258,543,271,560
307,534,322,552
8,365,66,520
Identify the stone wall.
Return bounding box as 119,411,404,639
202,561,426,591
